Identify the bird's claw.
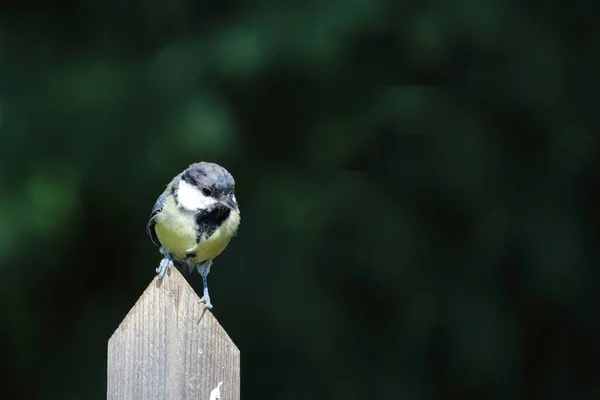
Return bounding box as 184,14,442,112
199,295,213,310
156,257,174,279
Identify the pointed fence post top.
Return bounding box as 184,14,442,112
107,268,240,400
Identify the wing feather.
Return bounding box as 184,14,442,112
146,185,171,248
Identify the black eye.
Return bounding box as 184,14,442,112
201,187,212,196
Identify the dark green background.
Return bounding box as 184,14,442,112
1,0,599,399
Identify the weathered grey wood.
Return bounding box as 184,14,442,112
107,268,240,400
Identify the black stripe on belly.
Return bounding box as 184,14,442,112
195,206,231,243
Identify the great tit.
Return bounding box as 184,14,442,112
146,162,240,309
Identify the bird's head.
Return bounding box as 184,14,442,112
175,162,239,213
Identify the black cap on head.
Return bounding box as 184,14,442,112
182,162,235,196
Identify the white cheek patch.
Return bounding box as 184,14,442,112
177,180,217,210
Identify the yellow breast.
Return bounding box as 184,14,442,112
189,210,240,263
154,197,240,263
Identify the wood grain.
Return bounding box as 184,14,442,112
107,268,240,400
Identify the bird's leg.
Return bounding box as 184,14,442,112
196,260,213,309
156,247,175,279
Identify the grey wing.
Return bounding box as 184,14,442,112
146,186,170,248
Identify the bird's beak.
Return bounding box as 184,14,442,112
221,194,239,212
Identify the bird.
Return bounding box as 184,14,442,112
146,162,241,309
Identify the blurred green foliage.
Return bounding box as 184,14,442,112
1,0,599,399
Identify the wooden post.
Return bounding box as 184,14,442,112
107,268,240,400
